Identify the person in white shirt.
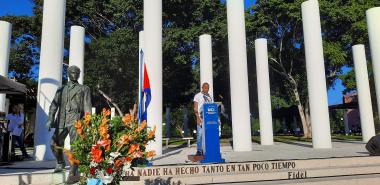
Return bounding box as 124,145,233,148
6,104,30,158
193,82,213,156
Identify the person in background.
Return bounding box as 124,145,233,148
193,82,213,156
6,104,30,158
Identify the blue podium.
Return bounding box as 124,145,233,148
201,103,225,163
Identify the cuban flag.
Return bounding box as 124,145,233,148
138,49,151,123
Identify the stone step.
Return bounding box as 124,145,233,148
1,156,380,185
125,156,380,178
134,165,380,185
212,174,380,185
0,171,69,185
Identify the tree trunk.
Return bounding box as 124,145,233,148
304,100,312,138
292,88,311,138
287,75,312,138
269,54,313,138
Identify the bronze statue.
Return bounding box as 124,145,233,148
46,65,91,182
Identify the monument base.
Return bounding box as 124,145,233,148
1,156,380,185
122,156,380,185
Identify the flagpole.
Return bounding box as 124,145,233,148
138,31,144,123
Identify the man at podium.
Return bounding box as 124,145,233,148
193,82,213,156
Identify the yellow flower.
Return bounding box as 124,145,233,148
122,114,134,126
146,150,155,158
98,124,109,140
74,120,84,137
84,112,91,126
64,149,80,165
128,144,140,154
147,126,156,140
118,135,131,147
102,108,111,117
101,117,108,125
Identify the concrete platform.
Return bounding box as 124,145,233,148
127,155,380,184
0,140,379,185
152,140,370,165
211,174,380,185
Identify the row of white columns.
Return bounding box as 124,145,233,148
34,0,87,160
2,13,86,160
335,6,380,142
34,0,66,160
34,0,379,159
364,7,380,141
198,37,275,146
196,0,379,149
1,0,379,160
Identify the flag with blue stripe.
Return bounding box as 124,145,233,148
138,49,151,123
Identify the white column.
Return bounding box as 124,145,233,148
65,26,86,151
92,107,96,115
301,0,332,148
226,0,252,151
68,26,85,84
0,21,12,112
255,39,274,145
144,0,162,155
367,7,380,121
34,0,66,160
199,34,214,99
352,45,376,142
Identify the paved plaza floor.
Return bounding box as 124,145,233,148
0,139,370,175
152,140,369,165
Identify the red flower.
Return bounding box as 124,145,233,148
90,167,96,175
106,167,113,174
91,145,103,163
125,156,132,162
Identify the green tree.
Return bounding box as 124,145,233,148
247,0,379,138
60,0,231,116
1,16,39,84
84,28,139,112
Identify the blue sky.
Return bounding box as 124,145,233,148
328,75,346,105
0,0,34,16
0,0,345,105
